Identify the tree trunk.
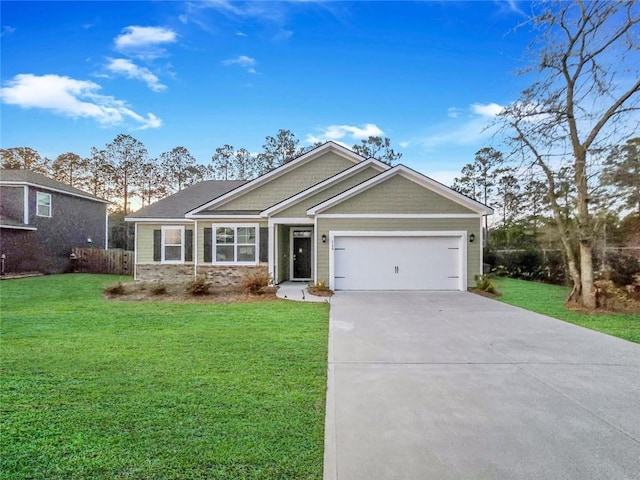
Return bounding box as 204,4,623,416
579,241,595,308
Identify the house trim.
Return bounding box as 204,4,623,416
186,142,365,216
23,185,29,224
307,165,493,215
259,158,389,217
0,180,109,204
161,225,185,264
210,223,261,266
316,213,483,219
0,224,37,231
289,226,314,281
125,218,196,223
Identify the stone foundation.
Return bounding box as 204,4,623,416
136,263,269,287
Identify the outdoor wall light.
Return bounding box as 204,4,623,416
469,233,476,243
321,234,327,244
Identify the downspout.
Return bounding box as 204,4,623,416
194,220,198,279
23,185,29,224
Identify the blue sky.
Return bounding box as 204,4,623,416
1,1,532,185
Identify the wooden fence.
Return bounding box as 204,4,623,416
72,248,133,276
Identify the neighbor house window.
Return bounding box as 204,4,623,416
162,226,184,263
36,192,51,217
214,225,258,264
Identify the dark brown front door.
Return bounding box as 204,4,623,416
292,236,312,279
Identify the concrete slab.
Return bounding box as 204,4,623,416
324,291,640,480
276,281,330,303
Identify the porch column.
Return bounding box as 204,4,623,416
268,222,275,281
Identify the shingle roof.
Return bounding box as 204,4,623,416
126,180,247,219
0,169,108,203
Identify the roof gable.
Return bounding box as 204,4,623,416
186,142,364,216
307,165,494,215
260,158,389,217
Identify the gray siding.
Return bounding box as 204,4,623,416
0,187,107,273
315,217,481,288
322,175,475,214
0,186,25,223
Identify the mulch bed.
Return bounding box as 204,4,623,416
104,282,279,303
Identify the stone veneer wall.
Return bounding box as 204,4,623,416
136,263,268,286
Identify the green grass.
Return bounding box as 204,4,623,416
493,277,640,344
0,274,329,479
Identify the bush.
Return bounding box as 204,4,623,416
186,276,211,296
475,274,498,294
241,270,272,294
151,282,167,295
104,282,126,296
604,252,640,287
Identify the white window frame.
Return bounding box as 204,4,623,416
213,223,259,265
161,225,185,264
36,192,52,217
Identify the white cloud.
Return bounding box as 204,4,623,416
447,107,461,118
1,26,16,37
471,102,504,118
0,73,162,129
416,103,505,149
222,55,257,73
106,58,166,92
235,31,247,37
114,26,177,59
306,123,384,144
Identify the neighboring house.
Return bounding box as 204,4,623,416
126,142,493,291
0,170,108,274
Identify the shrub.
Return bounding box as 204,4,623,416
475,274,498,294
104,282,125,296
186,276,211,296
151,282,167,295
241,270,272,294
604,252,640,287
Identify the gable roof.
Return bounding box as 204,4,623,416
186,141,365,217
0,169,109,203
126,180,247,220
260,158,389,217
306,164,494,215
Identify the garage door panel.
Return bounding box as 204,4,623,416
333,235,462,291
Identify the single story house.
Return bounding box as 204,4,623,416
125,142,493,291
0,169,108,274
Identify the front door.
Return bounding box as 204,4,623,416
292,230,312,280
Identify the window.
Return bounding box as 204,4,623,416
162,226,184,263
36,192,51,217
214,225,258,264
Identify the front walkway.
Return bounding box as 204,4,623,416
276,281,330,303
325,291,640,479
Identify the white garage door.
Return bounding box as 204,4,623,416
333,235,463,291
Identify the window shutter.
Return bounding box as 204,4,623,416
204,227,212,263
185,229,193,262
153,229,161,262
259,227,268,263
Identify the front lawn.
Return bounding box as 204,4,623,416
0,274,329,479
493,277,639,344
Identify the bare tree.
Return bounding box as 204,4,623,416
52,152,89,189
103,134,147,215
601,137,640,213
257,129,303,174
498,0,640,308
159,146,200,193
136,159,167,207
351,136,402,166
0,147,51,175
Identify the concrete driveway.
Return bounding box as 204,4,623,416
324,291,640,480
